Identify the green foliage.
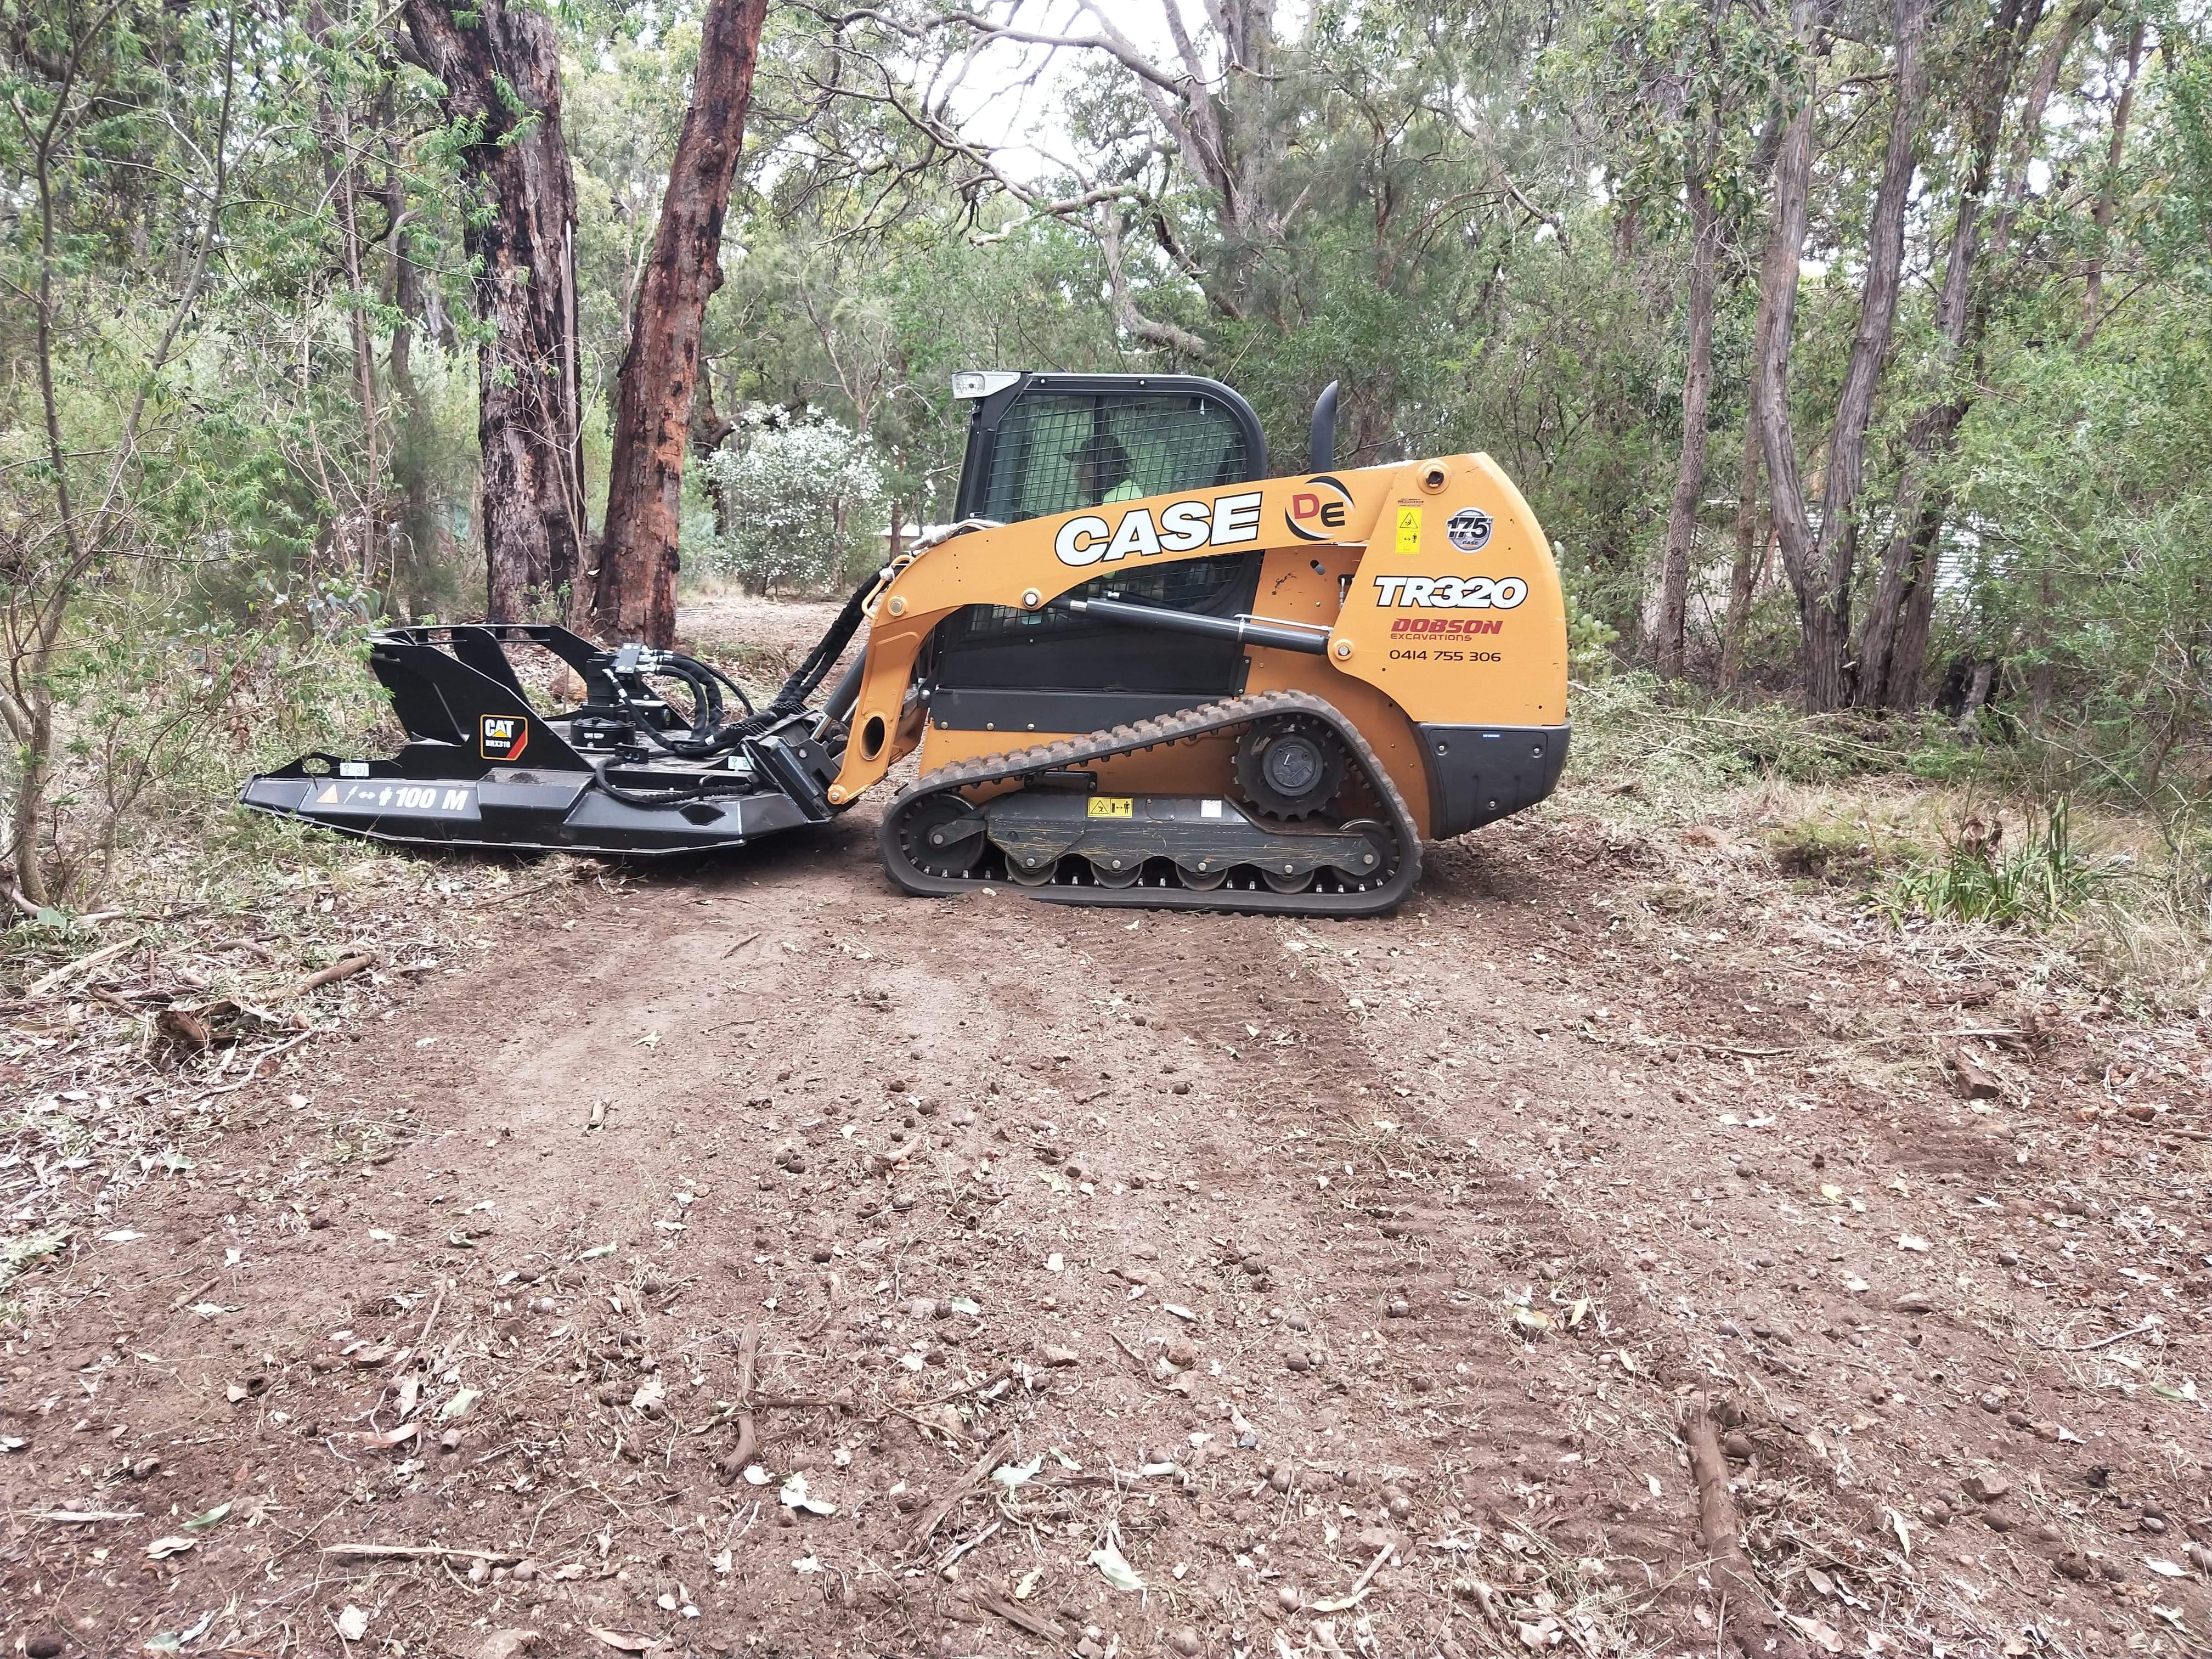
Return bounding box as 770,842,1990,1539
1767,814,1916,881
0,1230,67,1296
1946,300,2212,806
1883,802,2112,927
697,413,888,594
1558,544,1622,678
1568,673,1954,817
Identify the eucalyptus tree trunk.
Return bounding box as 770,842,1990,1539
1857,0,2065,708
1752,0,1928,711
1655,143,1719,680
387,201,447,620
1718,422,1764,690
592,0,771,646
2079,19,2146,347
400,0,588,624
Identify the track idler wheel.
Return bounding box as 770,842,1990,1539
1341,820,1393,890
1235,715,1348,820
901,795,986,878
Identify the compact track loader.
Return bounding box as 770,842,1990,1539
243,373,1570,915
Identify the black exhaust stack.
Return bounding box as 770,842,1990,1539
1310,381,1340,471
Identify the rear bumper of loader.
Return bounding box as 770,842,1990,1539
1417,722,1571,839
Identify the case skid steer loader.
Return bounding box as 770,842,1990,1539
242,373,1570,916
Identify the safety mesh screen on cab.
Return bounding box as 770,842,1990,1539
981,393,1248,523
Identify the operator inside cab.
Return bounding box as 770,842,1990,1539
1071,433,1144,504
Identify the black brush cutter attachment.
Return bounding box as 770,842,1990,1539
241,603,866,857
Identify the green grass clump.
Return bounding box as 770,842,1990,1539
0,1231,68,1295
1883,800,2111,927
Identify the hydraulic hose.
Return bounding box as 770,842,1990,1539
588,752,751,808
718,573,878,740
603,652,757,758
584,574,878,810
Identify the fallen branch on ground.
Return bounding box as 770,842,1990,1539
972,1592,1062,1643
296,953,375,995
2039,1318,2160,1353
321,1542,514,1563
31,1508,143,1523
707,1327,760,1483
905,1431,1014,1558
1681,1398,1769,1622
466,874,580,910
27,935,141,998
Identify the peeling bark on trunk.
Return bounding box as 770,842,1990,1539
1752,0,1927,712
401,0,588,624
592,0,771,647
1655,146,1719,681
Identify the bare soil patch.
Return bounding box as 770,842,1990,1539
4,630,2208,1659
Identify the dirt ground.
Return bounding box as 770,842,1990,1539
4,608,2210,1659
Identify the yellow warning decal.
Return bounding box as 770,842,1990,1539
1394,506,1422,558
1087,795,1134,819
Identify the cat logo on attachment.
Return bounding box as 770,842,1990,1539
479,714,529,762
1446,507,1493,554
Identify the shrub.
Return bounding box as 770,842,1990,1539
1555,542,1621,679
696,413,889,595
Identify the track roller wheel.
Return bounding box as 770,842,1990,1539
1006,854,1058,887
1261,865,1316,894
1088,856,1144,888
1179,864,1229,891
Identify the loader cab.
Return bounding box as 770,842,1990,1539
949,371,1265,524
931,373,1270,734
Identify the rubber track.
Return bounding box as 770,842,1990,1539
877,690,1423,917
